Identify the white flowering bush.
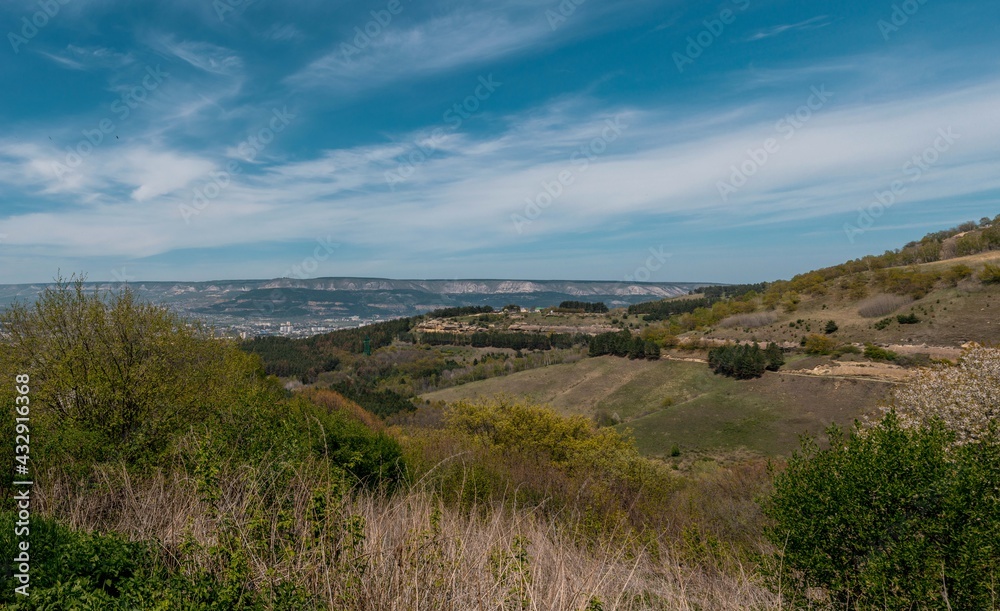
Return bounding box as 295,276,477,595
886,344,1000,444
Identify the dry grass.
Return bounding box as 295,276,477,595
857,294,912,318
717,312,778,329
905,249,1000,272
35,461,782,610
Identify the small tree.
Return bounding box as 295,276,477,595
823,320,838,334
763,342,784,371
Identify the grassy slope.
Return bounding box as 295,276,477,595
422,356,888,457
707,253,1000,347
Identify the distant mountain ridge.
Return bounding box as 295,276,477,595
252,277,709,298
0,277,717,329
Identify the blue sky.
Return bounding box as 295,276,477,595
1,0,999,284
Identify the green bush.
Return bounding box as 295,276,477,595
766,414,1000,608
980,263,1000,284
0,512,317,609
943,263,973,285
833,344,862,357
864,344,899,361
0,278,269,467
873,317,893,330
824,320,838,334
423,397,676,535
896,312,920,324
802,334,837,355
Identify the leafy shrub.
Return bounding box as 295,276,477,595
823,320,838,334
802,334,837,355
943,263,973,285
896,312,920,324
0,512,315,609
863,344,898,361
980,263,1000,284
0,278,268,467
781,292,801,313
873,317,893,330
766,414,1000,609
422,397,676,534
832,344,862,357
874,268,941,299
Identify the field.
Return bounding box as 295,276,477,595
422,356,890,457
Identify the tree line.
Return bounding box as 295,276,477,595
707,342,784,379
588,330,661,360
426,305,495,318
627,297,715,321
699,282,770,301
556,301,609,313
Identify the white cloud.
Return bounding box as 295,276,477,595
287,10,552,93
155,37,243,76
746,16,831,42
3,70,1000,272
265,23,304,42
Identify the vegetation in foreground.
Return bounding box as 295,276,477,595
1,277,998,609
